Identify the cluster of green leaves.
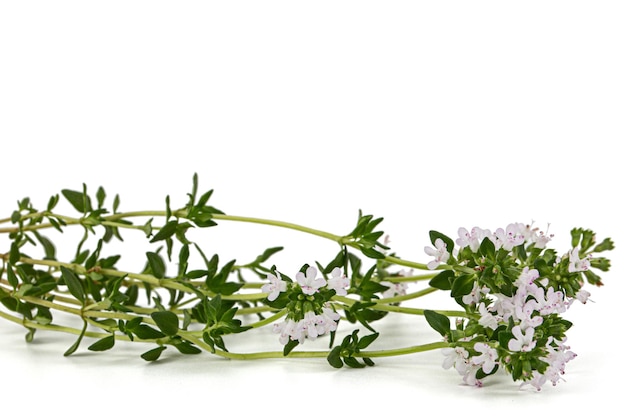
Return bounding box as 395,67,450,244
0,174,283,362
190,294,250,353
343,211,389,259
327,330,378,368
0,262,55,339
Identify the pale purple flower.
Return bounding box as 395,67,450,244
533,286,567,315
530,224,553,249
508,325,536,352
327,267,350,296
424,238,450,270
456,227,493,252
299,311,320,340
575,289,591,304
456,227,491,252
494,224,526,251
492,294,516,322
442,347,469,374
319,306,341,334
477,302,500,330
523,337,577,390
273,319,299,345
515,267,540,292
462,282,489,306
272,304,341,346
513,298,543,329
261,272,287,301
296,266,326,295
472,342,498,374
568,247,591,273
463,364,483,387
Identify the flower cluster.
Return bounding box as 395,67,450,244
425,223,612,390
262,266,349,346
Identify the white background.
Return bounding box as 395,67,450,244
1,1,624,415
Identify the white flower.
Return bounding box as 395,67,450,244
477,302,500,330
299,311,321,340
515,267,539,292
442,347,469,374
532,286,567,316
319,306,341,334
494,224,526,251
424,238,450,270
273,319,299,345
575,289,591,304
456,227,491,252
462,282,489,306
261,272,287,301
327,267,350,296
272,304,341,346
508,325,536,352
568,247,591,273
542,337,577,386
513,298,543,329
472,342,498,374
529,223,553,249
296,266,326,295
523,337,577,390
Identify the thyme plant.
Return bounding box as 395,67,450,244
0,174,613,390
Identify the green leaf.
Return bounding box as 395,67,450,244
344,356,366,368
361,247,386,259
150,220,178,243
11,210,21,223
146,251,167,279
357,332,379,350
64,320,87,356
113,194,121,213
450,274,475,298
88,335,115,352
95,186,106,208
424,310,450,338
429,270,454,291
9,241,20,264
132,324,166,340
33,232,57,260
363,357,375,367
173,340,202,354
283,339,299,356
47,194,60,212
141,346,167,361
6,263,19,289
60,266,85,304
61,188,92,213
251,246,284,265
479,237,496,259
151,311,179,336
327,346,344,368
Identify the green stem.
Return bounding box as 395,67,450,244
372,287,438,304
354,341,450,358
385,272,439,283
333,295,468,318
